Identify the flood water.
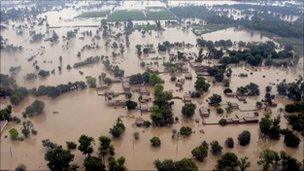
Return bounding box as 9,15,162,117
1,3,303,171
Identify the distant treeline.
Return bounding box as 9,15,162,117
170,5,303,39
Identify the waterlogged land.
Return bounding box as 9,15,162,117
1,1,304,171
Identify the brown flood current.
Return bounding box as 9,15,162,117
1,16,304,170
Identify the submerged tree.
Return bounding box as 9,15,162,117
109,119,126,138
78,135,94,156
181,103,196,118
44,145,74,171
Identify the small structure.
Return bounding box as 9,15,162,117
225,92,236,97
140,87,150,95
146,66,159,73
229,103,239,109
135,117,145,127
175,79,185,88
97,84,110,90
236,95,246,101
243,116,259,123
196,71,209,77
185,73,192,80
140,94,151,103
122,78,130,92
189,62,210,72
107,100,126,107
183,94,191,103
226,118,240,124
140,103,149,113
199,107,210,117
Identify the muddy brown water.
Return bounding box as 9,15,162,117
1,8,303,170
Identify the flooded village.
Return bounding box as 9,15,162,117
0,1,304,171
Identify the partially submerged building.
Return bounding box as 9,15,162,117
199,107,210,117
107,100,126,107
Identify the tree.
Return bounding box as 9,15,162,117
15,164,26,171
24,100,45,116
86,76,97,88
0,105,12,121
216,108,224,114
238,130,251,146
219,118,227,126
154,159,175,171
78,135,94,155
280,151,301,171
191,144,208,161
282,129,300,148
21,120,34,138
108,156,127,171
225,137,234,148
210,141,223,155
98,136,115,163
194,77,210,93
149,74,163,86
109,119,125,138
44,146,74,171
182,103,196,118
66,141,77,150
150,84,174,126
126,100,137,110
208,94,222,106
286,112,304,133
150,137,161,147
84,156,105,171
258,149,280,171
174,158,198,171
179,126,192,137
238,157,250,171
215,152,239,171
9,128,18,140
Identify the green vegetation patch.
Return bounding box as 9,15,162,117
76,10,110,18
193,24,231,35
107,10,146,21
145,7,176,20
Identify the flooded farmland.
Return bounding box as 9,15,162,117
1,1,303,171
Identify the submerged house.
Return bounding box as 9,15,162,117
183,93,191,103
107,100,126,107
199,107,210,117
122,78,130,92
140,103,149,113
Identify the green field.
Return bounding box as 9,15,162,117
107,10,146,21
106,8,177,22
145,8,176,20
76,11,110,18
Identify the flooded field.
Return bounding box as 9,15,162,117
1,1,303,171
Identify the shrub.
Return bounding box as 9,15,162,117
66,141,77,150
191,144,208,161
283,129,300,148
150,137,161,147
218,118,227,126
109,119,126,138
9,128,19,140
210,141,222,155
181,103,196,118
225,137,234,148
216,108,224,114
179,126,192,137
24,100,45,116
238,130,251,146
